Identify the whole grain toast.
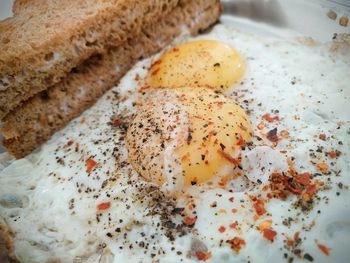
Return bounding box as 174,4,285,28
1,0,221,159
0,0,181,119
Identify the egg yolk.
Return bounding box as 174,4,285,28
148,40,245,90
175,88,251,186
126,88,252,191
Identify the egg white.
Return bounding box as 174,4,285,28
0,23,350,263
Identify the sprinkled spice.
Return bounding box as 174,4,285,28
183,216,197,227
327,151,337,158
263,228,277,242
218,226,226,233
229,222,237,229
217,149,240,166
262,113,279,123
316,163,329,172
97,201,111,211
86,158,97,173
295,172,311,186
227,237,246,253
304,253,314,261
195,251,212,261
253,203,266,216
112,118,122,127
319,133,326,141
267,128,278,142
316,241,331,256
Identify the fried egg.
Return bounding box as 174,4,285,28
0,22,350,263
147,40,245,90
126,87,252,192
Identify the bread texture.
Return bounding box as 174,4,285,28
0,0,181,119
1,0,221,159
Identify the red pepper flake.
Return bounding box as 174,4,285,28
294,231,300,241
195,251,212,261
138,84,150,93
184,216,197,226
229,222,237,229
253,202,266,216
295,172,311,186
150,59,162,67
227,237,246,253
86,158,97,173
267,128,279,142
269,172,303,198
316,162,329,172
172,48,179,52
97,201,111,210
218,175,229,187
217,149,241,166
67,140,74,146
279,130,289,138
327,151,337,158
112,118,122,127
316,241,331,256
236,134,245,146
231,208,238,213
287,157,296,176
259,219,272,231
305,184,317,196
151,68,160,76
218,226,226,233
253,214,260,221
263,228,277,242
257,122,265,130
286,237,294,247
262,113,279,123
319,133,326,141
229,197,235,202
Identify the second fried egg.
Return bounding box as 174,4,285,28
147,40,245,90
126,87,252,192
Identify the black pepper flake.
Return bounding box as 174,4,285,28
219,143,226,150
187,128,193,145
304,253,314,261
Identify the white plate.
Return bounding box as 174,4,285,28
0,0,349,154
221,0,350,40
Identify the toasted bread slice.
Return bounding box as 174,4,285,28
1,0,221,159
0,0,181,119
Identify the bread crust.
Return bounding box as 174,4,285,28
0,0,181,119
1,0,221,159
